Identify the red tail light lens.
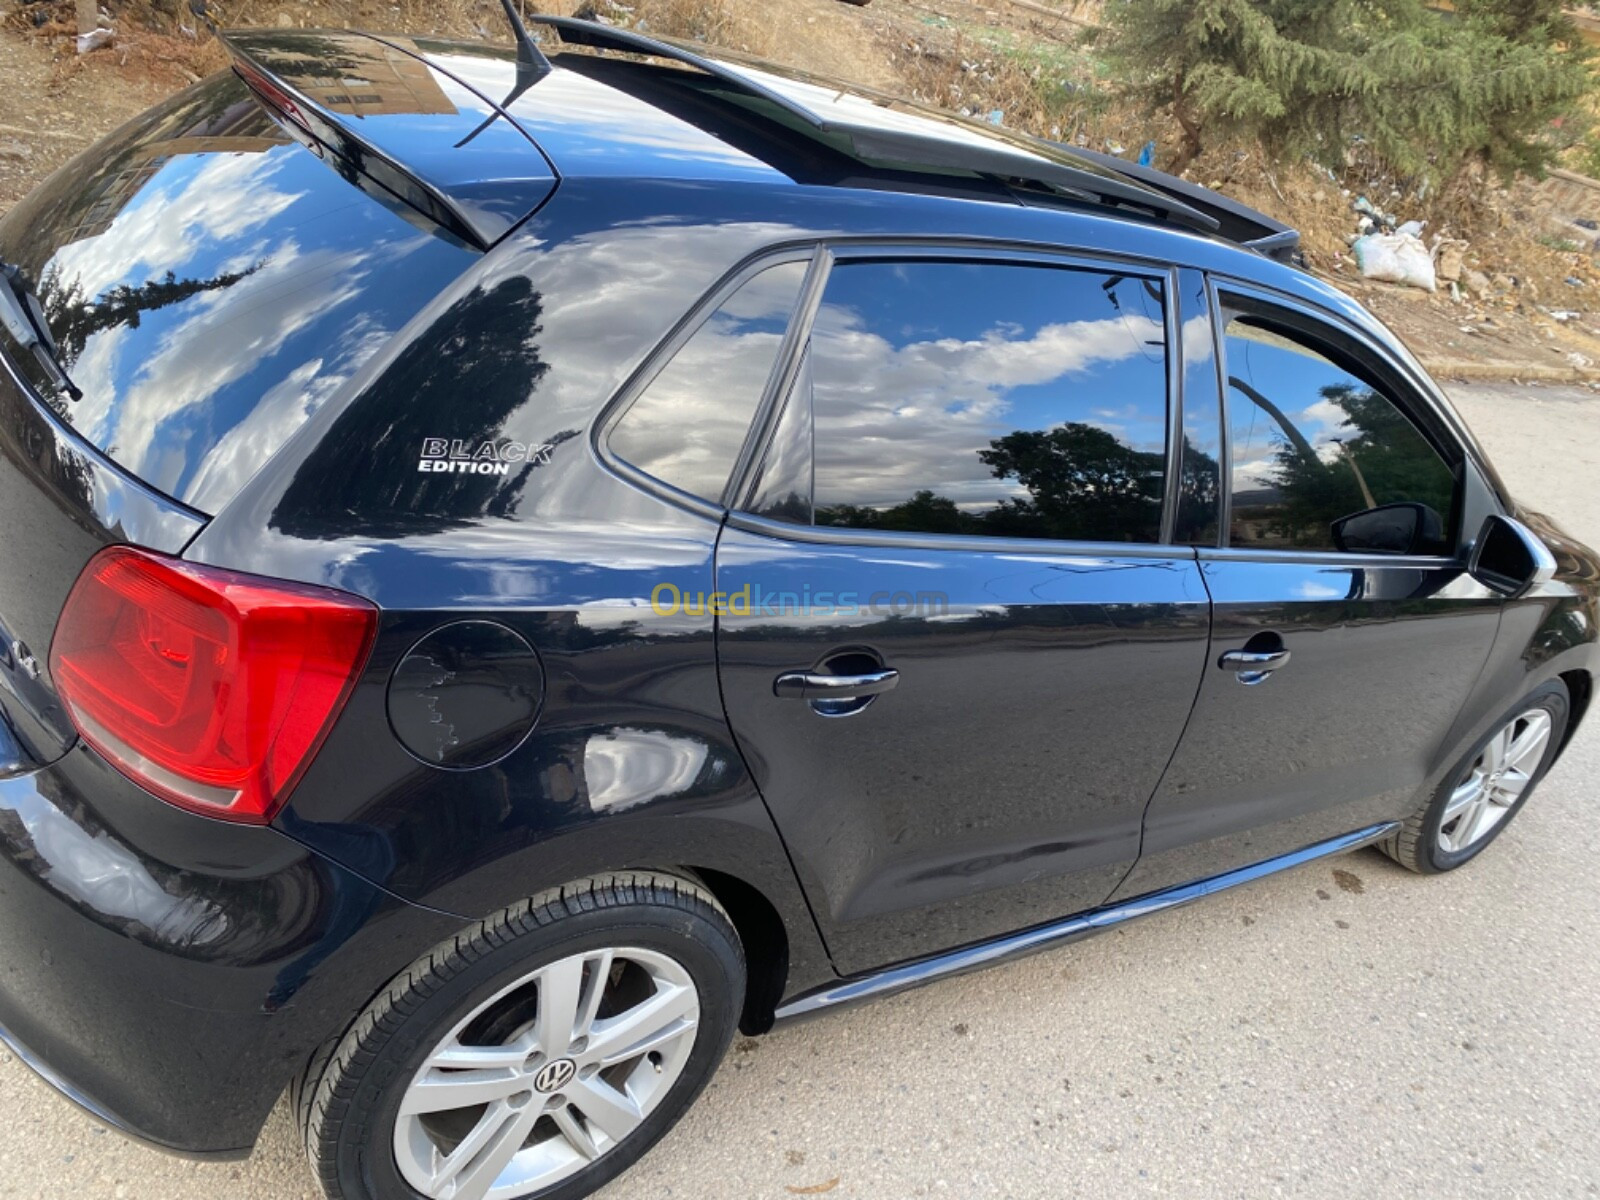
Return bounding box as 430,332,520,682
49,547,378,824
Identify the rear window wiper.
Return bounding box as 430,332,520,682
0,260,81,402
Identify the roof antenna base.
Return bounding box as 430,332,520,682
500,0,553,80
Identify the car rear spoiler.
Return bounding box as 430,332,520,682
219,29,557,249
1062,146,1303,264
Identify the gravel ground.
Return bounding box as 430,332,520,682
0,381,1596,1200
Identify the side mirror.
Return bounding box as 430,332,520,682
1468,514,1557,596
1330,502,1442,556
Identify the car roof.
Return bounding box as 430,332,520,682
221,25,1263,246
218,26,1396,365
433,27,1221,228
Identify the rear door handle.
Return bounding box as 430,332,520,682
1217,648,1291,685
773,668,900,700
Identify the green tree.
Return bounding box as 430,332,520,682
1266,382,1455,546
979,423,1164,541
1454,0,1578,42
1449,0,1593,177
816,424,1165,542
40,265,262,367
1093,0,1591,181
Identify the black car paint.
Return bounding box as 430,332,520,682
0,364,206,766
0,26,1593,1160
714,522,1213,975
1111,552,1504,899
0,748,465,1155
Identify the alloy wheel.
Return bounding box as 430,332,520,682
1436,708,1553,855
393,946,700,1200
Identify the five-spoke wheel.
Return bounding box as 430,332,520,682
301,874,744,1200
1435,708,1552,855
1381,682,1569,873
393,947,700,1200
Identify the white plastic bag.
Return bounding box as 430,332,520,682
1352,231,1437,292
76,27,114,54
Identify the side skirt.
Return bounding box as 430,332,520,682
773,822,1399,1023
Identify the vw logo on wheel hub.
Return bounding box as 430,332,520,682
533,1057,577,1093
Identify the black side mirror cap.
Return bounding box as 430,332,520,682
1468,514,1557,597
1330,502,1443,556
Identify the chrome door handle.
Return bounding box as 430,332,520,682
773,668,900,700
1217,648,1291,685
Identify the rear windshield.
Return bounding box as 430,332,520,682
0,73,477,513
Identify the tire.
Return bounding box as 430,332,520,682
1380,680,1569,874
303,872,745,1200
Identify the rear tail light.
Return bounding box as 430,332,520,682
49,547,377,824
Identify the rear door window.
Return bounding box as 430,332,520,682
764,258,1171,543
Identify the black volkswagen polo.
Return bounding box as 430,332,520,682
0,12,1595,1200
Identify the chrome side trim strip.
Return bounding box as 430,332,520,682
774,822,1399,1022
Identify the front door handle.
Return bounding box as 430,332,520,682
1217,647,1291,685
773,668,900,701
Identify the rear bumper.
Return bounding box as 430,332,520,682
0,1012,245,1160
0,744,463,1155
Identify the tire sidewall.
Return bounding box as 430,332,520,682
327,891,744,1200
1421,681,1569,873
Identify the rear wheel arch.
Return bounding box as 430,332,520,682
679,864,792,1035
383,812,835,1030
300,871,746,1200
292,861,801,1131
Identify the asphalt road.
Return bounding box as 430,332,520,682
1,381,1597,1200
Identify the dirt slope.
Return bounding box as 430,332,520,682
3,0,1599,380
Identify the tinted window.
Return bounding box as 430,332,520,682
1172,272,1223,545
0,77,480,513
745,348,814,525
1224,315,1455,553
808,260,1170,543
609,260,807,502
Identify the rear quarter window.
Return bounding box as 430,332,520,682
607,259,808,503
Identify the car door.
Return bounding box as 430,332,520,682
1106,281,1505,903
710,248,1213,975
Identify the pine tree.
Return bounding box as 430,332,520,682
1092,0,1592,182
1448,0,1592,177
1454,0,1579,41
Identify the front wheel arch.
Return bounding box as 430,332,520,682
1381,678,1570,874
1555,668,1593,762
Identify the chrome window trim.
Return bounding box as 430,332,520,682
727,241,1182,552
1195,546,1461,570
724,508,1202,562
